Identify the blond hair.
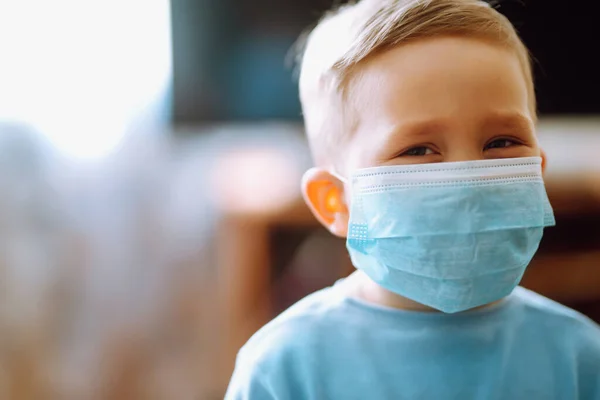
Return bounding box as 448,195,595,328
296,0,535,166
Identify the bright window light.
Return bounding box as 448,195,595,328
0,0,172,159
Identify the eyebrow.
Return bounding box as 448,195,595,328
481,112,534,134
389,119,448,138
389,112,534,138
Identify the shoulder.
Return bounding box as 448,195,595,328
514,286,600,334
226,285,349,398
513,286,600,359
239,285,347,364
510,288,600,396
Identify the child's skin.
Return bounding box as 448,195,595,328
303,35,546,312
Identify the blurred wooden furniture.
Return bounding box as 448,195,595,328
216,126,600,392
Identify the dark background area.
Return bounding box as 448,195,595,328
170,0,600,124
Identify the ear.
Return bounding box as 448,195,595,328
301,168,349,238
540,148,547,174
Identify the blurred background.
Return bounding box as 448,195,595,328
0,0,599,398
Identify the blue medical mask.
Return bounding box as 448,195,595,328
343,157,555,313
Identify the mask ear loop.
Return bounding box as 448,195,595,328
326,170,351,213
330,170,348,184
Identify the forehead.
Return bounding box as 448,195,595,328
349,36,531,129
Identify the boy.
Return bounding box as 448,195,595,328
226,0,600,398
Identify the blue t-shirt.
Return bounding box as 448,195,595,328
226,281,600,400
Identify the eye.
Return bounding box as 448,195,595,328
484,138,519,150
401,146,436,156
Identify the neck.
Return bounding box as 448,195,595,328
345,270,501,312
345,270,439,312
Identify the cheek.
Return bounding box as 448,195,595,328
530,146,542,157
519,142,542,157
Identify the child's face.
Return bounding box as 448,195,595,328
302,35,544,238
343,36,542,173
